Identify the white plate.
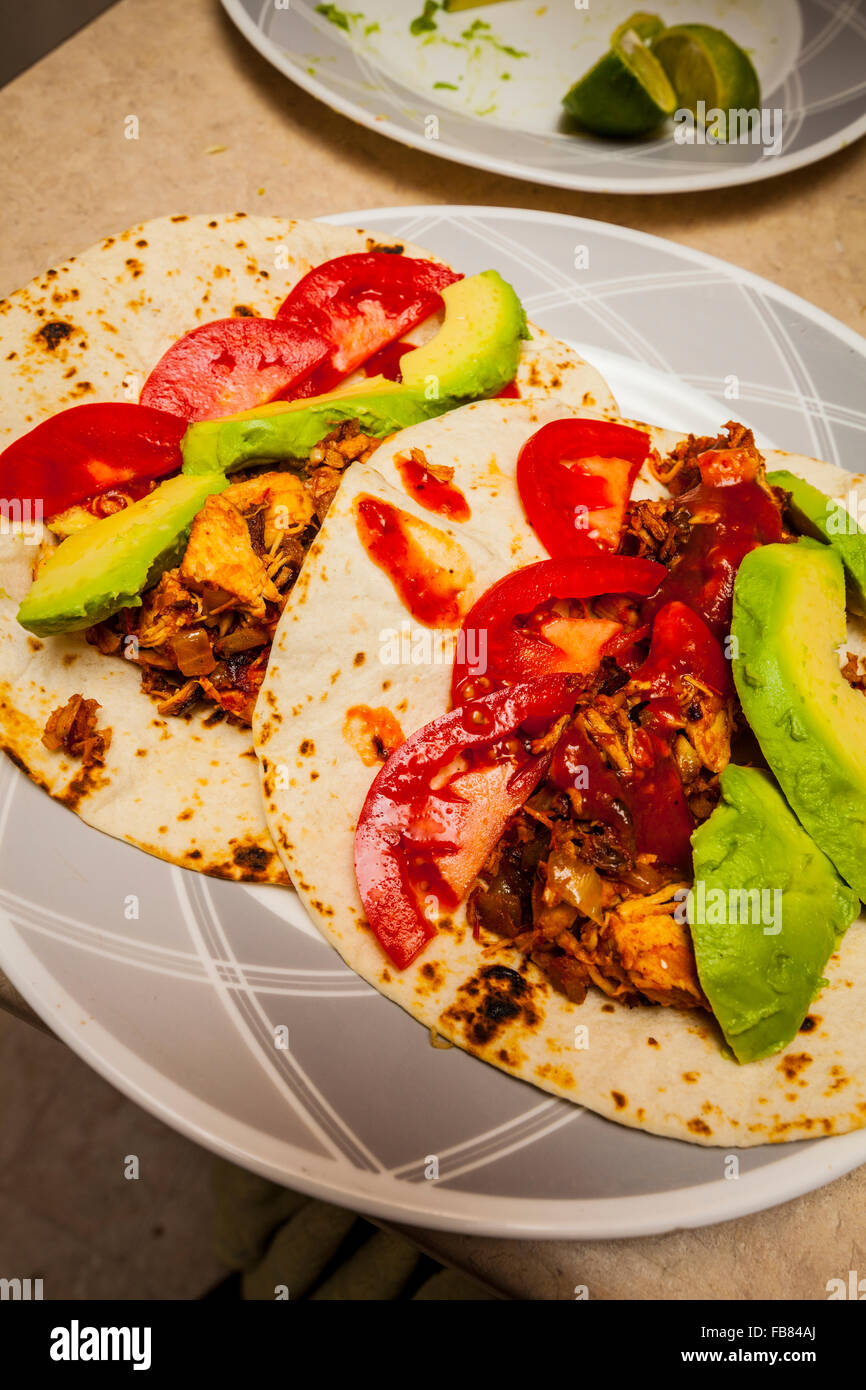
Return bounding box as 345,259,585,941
221,0,866,194
1,206,865,1239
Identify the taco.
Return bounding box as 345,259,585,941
0,214,614,881
256,397,866,1144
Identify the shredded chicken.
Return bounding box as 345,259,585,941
597,890,707,1008
842,651,866,695
180,494,281,617
83,422,379,726
222,471,314,549
618,497,691,564
42,694,111,766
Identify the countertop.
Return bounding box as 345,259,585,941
1,0,865,1300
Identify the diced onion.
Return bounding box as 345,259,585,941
546,850,605,924
170,628,216,677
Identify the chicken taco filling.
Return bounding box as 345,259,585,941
8,253,539,735
82,422,381,724
354,417,866,1066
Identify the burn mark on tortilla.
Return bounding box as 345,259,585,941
125,258,144,278
366,240,404,255
533,1060,574,1088
647,1036,659,1048
353,652,366,667
298,739,315,756
611,1090,627,1110
440,963,540,1049
57,759,111,814
825,1066,850,1095
171,215,189,223
233,843,272,873
35,320,74,351
415,960,444,995
232,304,259,317
601,1003,615,1013
682,1071,699,1084
778,1052,812,1082
799,1015,819,1033
687,1117,712,1137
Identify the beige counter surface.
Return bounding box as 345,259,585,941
1,0,865,1300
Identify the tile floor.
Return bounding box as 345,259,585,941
0,1010,225,1298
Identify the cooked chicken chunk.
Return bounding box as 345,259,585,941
179,494,280,616
137,569,204,648
600,891,706,1009
223,471,314,549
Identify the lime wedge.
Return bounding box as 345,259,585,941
563,29,677,137
652,23,760,121
611,11,665,45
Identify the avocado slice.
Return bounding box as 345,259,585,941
181,269,529,477
768,467,866,613
732,538,866,902
18,472,229,636
690,764,858,1063
400,269,528,400
181,379,444,477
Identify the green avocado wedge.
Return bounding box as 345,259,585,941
181,380,443,477
182,269,529,478
732,538,866,903
768,468,866,614
17,472,229,636
690,765,858,1063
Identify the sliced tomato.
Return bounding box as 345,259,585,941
277,252,461,396
516,418,651,557
139,318,331,421
697,446,760,487
0,402,186,520
630,600,732,700
451,555,665,707
354,674,581,969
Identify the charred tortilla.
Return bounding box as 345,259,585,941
255,398,866,1144
0,214,616,880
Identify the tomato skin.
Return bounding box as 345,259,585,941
630,600,732,699
450,555,666,707
0,402,187,520
139,317,331,421
697,446,759,487
354,674,582,970
516,418,651,557
276,252,461,395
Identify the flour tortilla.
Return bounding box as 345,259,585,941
255,397,866,1144
0,214,615,881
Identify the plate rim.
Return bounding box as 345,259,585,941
220,0,866,195
2,203,865,1241
4,899,866,1242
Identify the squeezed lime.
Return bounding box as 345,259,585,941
563,27,677,137
652,23,761,122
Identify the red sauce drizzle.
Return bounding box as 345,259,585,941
642,480,782,637
394,452,471,523
354,495,469,628
550,719,694,873
362,340,414,381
